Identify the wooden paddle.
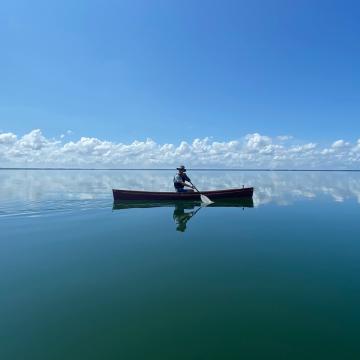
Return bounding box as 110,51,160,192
189,181,213,204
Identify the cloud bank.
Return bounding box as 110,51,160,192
0,129,359,169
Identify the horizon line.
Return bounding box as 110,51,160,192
0,167,359,172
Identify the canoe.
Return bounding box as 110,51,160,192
112,187,253,201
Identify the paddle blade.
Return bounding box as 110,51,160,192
200,194,213,204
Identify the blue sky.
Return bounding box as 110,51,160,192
1,0,360,145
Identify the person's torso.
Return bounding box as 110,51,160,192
173,173,189,188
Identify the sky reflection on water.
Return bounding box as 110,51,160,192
0,170,359,217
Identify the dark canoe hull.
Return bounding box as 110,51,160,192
113,187,254,201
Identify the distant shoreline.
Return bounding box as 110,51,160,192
0,168,359,172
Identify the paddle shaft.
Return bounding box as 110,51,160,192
189,181,200,193
188,181,213,204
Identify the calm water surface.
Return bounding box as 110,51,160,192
1,170,360,359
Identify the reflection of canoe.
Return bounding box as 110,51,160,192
113,187,253,201
113,198,254,210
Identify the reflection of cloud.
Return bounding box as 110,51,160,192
1,170,360,208
1,129,360,169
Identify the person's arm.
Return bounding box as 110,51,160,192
178,179,193,189
175,175,193,188
183,178,194,189
175,174,194,189
183,174,194,188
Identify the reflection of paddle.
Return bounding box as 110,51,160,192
173,203,204,232
182,204,205,226
189,182,213,204
190,205,203,217
187,201,214,223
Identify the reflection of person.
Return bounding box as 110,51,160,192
173,165,195,192
173,203,196,232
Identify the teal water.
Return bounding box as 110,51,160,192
1,170,360,359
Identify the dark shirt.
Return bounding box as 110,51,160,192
173,173,191,189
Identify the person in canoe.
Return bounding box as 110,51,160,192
173,165,195,192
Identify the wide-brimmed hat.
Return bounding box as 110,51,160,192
176,165,186,172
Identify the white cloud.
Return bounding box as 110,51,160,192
289,143,317,153
60,130,73,139
17,129,50,150
244,133,272,153
321,148,334,155
0,129,359,169
351,139,360,153
331,139,350,149
277,135,293,141
0,132,17,145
